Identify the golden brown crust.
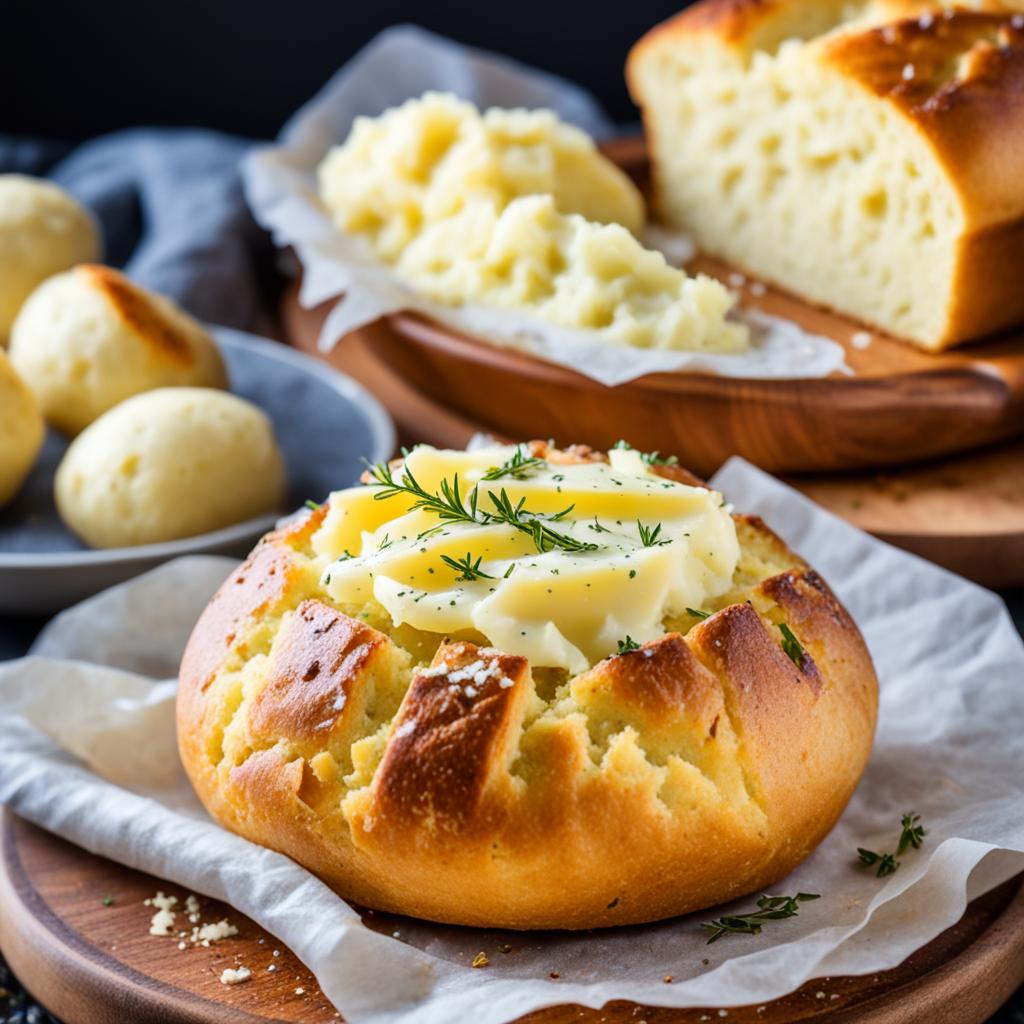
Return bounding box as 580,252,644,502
80,264,196,365
627,0,1024,348
177,451,878,929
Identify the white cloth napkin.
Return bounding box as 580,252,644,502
241,28,849,385
1,459,1022,1023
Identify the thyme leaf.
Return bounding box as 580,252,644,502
701,893,820,944
481,445,545,481
440,552,494,582
777,622,805,667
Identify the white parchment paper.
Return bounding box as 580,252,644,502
1,459,1022,1023
241,27,850,386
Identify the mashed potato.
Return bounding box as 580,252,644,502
55,387,285,548
319,91,645,260
318,93,747,353
398,195,748,351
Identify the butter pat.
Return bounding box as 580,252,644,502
318,91,645,260
317,445,739,674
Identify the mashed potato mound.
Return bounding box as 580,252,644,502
398,195,748,351
318,93,748,353
319,92,645,259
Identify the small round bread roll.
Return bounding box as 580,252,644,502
9,265,227,435
0,175,101,343
0,350,45,507
55,388,286,549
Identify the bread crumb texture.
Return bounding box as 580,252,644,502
318,92,747,353
628,0,1024,349
178,443,878,929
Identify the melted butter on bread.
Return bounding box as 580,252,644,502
315,444,739,674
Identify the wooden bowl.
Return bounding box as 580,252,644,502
281,136,1024,477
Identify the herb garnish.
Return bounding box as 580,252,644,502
700,893,820,943
637,521,672,547
615,636,642,656
777,622,805,667
304,499,321,511
857,813,927,878
364,460,597,556
486,488,597,554
440,552,494,582
686,608,710,620
481,445,545,481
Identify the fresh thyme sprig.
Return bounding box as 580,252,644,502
440,552,494,582
686,607,710,620
857,813,927,878
485,488,597,554
614,636,642,656
363,460,598,555
700,893,820,944
481,445,545,481
777,622,805,667
637,521,672,547
857,849,899,877
365,460,481,526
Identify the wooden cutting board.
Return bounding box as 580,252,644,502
3,812,1024,1024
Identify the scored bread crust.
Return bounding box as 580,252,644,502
627,0,1024,349
177,448,878,930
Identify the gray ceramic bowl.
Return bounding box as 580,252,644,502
0,327,394,614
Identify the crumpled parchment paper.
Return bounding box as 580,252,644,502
1,458,1022,1023
241,27,850,386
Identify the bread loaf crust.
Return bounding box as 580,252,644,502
177,452,878,929
627,1,1024,348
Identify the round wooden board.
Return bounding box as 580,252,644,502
2,813,1023,1024
279,285,1024,589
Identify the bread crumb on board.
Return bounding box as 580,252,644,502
143,891,238,948
220,966,252,985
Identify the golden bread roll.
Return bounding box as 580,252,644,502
9,265,226,435
628,0,1024,350
0,175,100,344
55,387,285,549
0,349,45,507
178,442,878,929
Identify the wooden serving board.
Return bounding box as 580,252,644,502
2,813,1024,1024
279,285,1024,589
279,134,1024,478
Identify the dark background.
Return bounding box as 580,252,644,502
3,0,687,142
